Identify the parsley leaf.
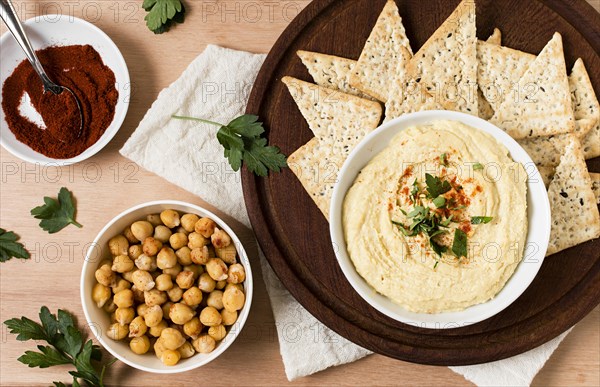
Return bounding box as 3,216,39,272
4,307,115,387
471,216,493,224
452,229,468,258
30,187,82,234
142,0,185,34
440,153,448,166
473,162,484,171
432,196,446,208
172,114,288,177
0,228,30,262
425,173,452,198
430,238,447,257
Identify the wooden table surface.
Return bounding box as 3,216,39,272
0,1,598,386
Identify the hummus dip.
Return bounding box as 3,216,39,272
343,120,528,313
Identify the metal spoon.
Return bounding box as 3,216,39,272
0,0,83,141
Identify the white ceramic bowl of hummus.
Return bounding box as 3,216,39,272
330,110,551,328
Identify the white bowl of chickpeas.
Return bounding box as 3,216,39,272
80,201,252,373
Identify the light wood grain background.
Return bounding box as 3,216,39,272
1,1,598,386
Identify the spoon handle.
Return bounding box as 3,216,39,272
0,0,62,94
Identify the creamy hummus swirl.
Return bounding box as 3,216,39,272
343,120,528,313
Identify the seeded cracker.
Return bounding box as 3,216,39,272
296,50,374,100
349,0,412,102
538,165,555,188
591,173,600,205
478,28,502,119
490,33,575,139
582,122,600,159
546,136,600,256
518,134,571,167
282,77,383,219
400,0,478,115
569,58,600,138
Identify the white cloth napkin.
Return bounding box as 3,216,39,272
120,44,573,385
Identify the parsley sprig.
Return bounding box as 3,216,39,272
0,228,30,262
30,187,82,234
173,114,288,177
4,307,116,387
143,0,185,34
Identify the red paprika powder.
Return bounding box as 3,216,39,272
2,44,118,159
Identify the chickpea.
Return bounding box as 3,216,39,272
169,233,188,250
211,228,231,249
163,264,182,278
190,246,210,265
132,270,155,292
183,264,203,279
198,273,216,293
176,271,195,289
162,302,174,319
221,309,238,326
92,283,111,308
154,225,172,243
131,221,154,242
135,254,157,272
153,337,167,358
183,317,203,338
112,255,134,273
188,232,209,249
194,217,217,238
216,280,227,290
142,237,163,257
225,283,243,292
95,264,116,287
108,235,129,256
128,316,147,338
103,298,118,314
199,306,222,327
157,247,177,269
160,328,186,350
137,304,150,317
107,323,129,340
215,244,237,264
146,214,163,227
113,289,134,308
110,312,118,323
183,287,203,307
112,278,131,294
206,258,228,281
161,349,181,366
144,289,167,306
227,263,246,284
222,286,245,312
192,334,216,354
123,226,138,244
130,335,151,355
169,303,195,325
128,244,143,260
149,319,168,337
144,305,164,328
115,307,135,325
176,226,189,236
180,214,199,232
155,274,173,291
206,291,224,310
167,286,183,302
160,210,180,228
175,247,192,266
178,341,196,359
208,325,227,341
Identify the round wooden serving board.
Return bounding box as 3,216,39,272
242,0,600,365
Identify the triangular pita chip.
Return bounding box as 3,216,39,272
478,28,503,119
296,50,373,99
402,0,478,115
282,76,382,158
490,33,575,139
518,133,571,167
477,41,534,112
546,136,600,256
591,172,600,205
350,0,412,102
581,121,600,159
569,58,600,138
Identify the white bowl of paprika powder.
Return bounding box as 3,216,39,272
0,15,129,165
